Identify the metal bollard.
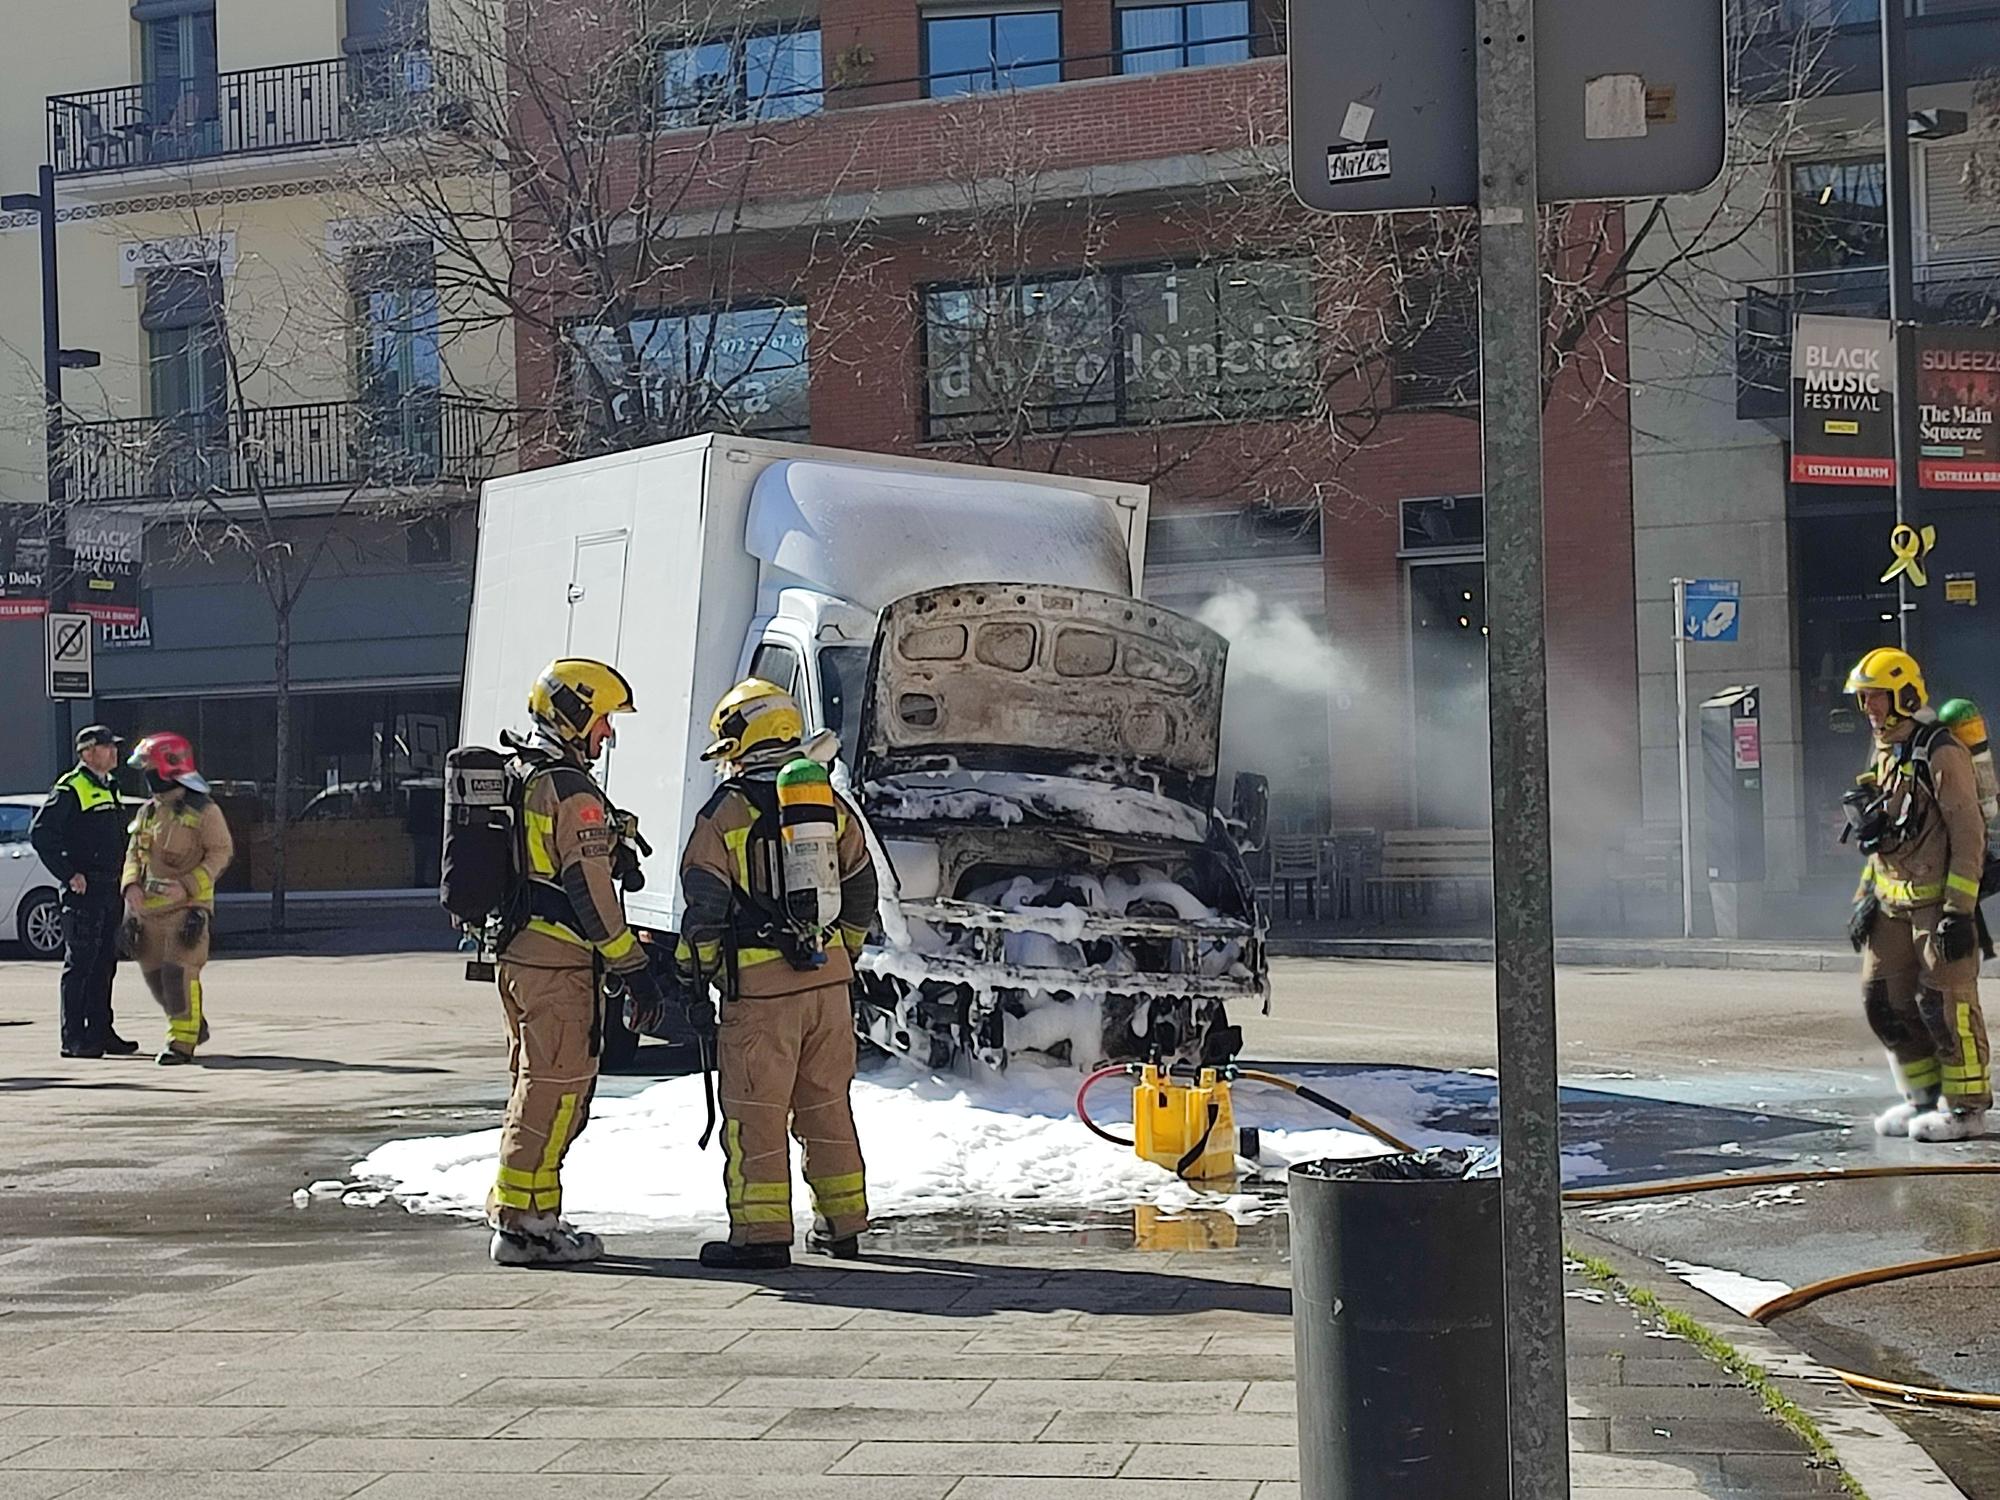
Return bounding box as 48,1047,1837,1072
1290,1151,1508,1499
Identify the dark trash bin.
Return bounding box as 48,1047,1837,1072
1290,1149,1507,1499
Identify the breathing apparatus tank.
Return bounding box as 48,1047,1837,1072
775,756,841,967
1938,699,2000,834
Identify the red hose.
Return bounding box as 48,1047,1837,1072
1076,1065,1134,1147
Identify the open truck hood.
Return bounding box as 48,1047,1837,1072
857,583,1228,824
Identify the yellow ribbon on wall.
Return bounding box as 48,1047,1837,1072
1882,523,1937,587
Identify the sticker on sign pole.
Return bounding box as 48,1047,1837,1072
1327,141,1392,184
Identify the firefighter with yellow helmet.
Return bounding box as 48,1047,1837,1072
487,657,667,1266
1844,647,1992,1142
644,677,877,1270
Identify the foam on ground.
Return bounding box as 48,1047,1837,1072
349,1061,1597,1234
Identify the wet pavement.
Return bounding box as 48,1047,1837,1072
2,950,1996,1496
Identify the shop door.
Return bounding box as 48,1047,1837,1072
1408,560,1491,828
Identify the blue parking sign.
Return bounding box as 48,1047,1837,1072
1683,579,1741,643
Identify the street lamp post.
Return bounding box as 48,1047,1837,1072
4,164,101,772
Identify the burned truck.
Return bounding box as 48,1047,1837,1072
852,582,1267,1072
462,433,1268,1071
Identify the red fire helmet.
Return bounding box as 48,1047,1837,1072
128,732,209,794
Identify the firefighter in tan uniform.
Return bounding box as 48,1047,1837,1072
488,658,667,1267
1845,649,1992,1142
674,679,878,1271
119,733,233,1066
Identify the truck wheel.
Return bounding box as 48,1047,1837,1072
17,890,63,960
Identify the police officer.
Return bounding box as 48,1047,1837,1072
31,726,140,1059
667,678,877,1271
1845,648,1992,1142
488,658,667,1268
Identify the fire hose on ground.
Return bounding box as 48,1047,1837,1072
1076,1068,2000,1413
1564,1162,2000,1412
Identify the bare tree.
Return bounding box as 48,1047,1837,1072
344,0,885,461
61,198,503,932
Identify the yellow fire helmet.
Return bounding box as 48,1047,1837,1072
703,677,804,763
528,657,636,747
1845,647,1928,720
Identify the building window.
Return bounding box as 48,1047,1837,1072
1780,0,1877,27
1149,504,1321,566
924,8,1061,97
1400,495,1484,554
1117,1,1249,74
142,3,220,155
923,259,1313,438
405,513,452,567
1393,274,1480,409
1790,158,1887,274
142,267,228,498
570,303,810,446
661,26,824,125
352,244,444,481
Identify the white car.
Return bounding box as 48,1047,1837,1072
0,795,66,960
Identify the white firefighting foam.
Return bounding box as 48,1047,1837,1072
347,1062,1608,1234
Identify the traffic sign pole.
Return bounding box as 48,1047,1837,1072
1476,3,1570,1496
1674,578,1695,940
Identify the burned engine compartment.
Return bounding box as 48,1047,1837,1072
855,808,1267,1072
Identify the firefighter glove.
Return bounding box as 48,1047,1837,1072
1848,892,1880,952
118,915,143,959
178,907,207,949
612,841,645,893
619,966,673,1040
683,990,718,1041
1936,910,1978,964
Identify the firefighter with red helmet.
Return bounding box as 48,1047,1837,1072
120,733,234,1065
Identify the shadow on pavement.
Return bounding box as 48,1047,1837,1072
576,1251,1290,1319
0,1077,200,1092
196,1055,452,1075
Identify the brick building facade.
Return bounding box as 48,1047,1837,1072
506,0,1640,904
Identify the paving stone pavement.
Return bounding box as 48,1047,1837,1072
0,1223,1858,1500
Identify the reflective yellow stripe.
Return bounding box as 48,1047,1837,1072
735,946,788,970
529,1092,579,1214
1897,1057,1943,1090
597,928,637,963
809,1170,867,1220
526,917,592,949
722,826,753,888
839,924,870,952
496,1165,539,1189
723,1119,793,1228
492,1181,534,1210
1947,871,1980,900
1868,868,1944,905
188,868,214,903
524,805,558,877
1946,1004,1989,1098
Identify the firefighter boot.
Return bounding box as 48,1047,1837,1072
807,1231,862,1260
1909,1105,1989,1143
1874,1053,1941,1137
490,1213,604,1267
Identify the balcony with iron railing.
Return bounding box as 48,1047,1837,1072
62,395,501,505
1734,257,2000,420
48,51,469,178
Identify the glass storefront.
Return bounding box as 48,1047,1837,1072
99,684,457,892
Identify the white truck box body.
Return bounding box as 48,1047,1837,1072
462,433,1149,933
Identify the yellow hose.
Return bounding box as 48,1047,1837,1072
1749,1247,2000,1323
1562,1163,2000,1411
1562,1162,2000,1205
